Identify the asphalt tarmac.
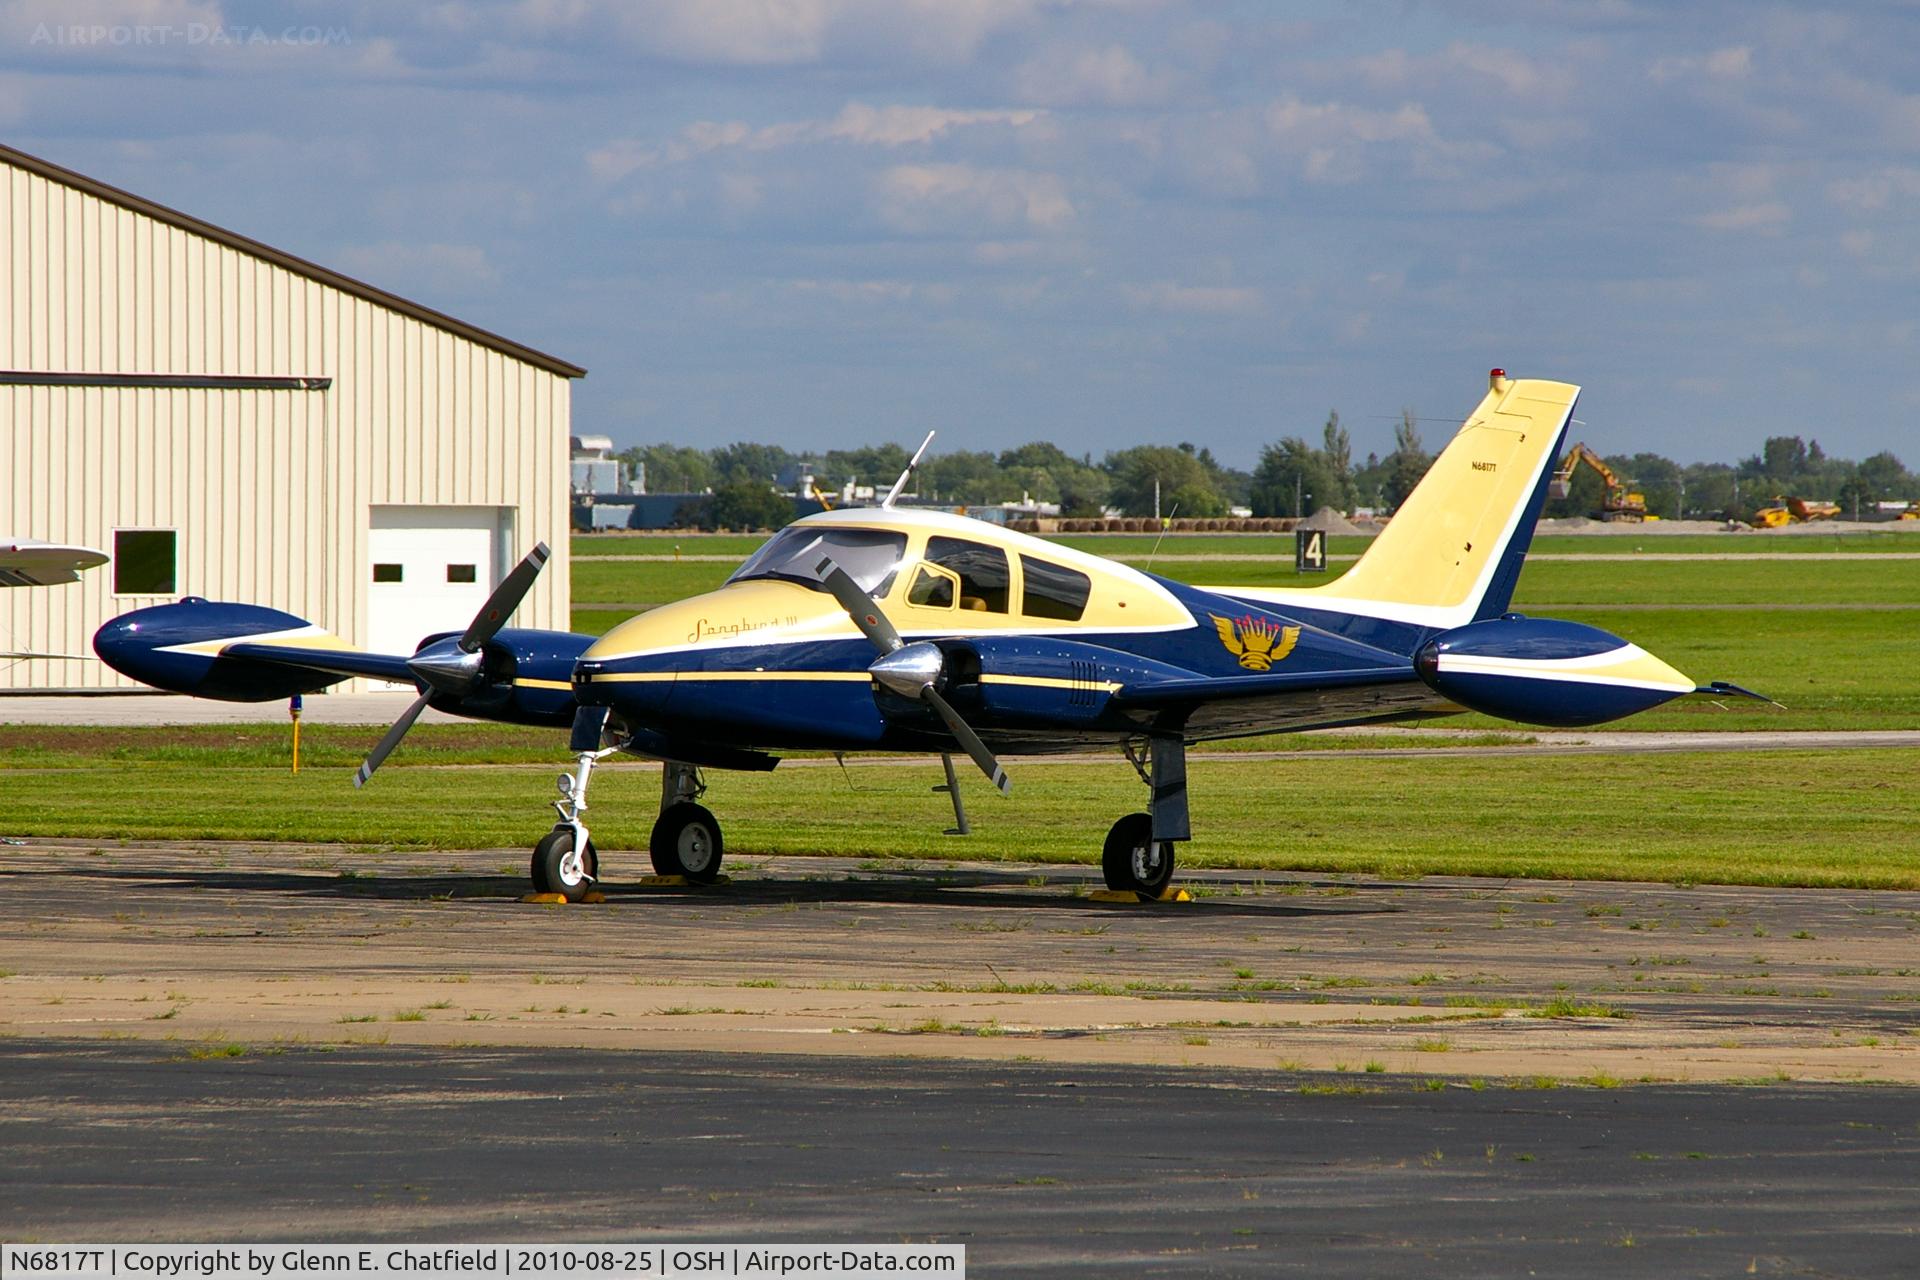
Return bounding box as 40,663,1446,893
5,1037,1917,1277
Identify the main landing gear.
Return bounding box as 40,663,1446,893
650,761,724,883
1100,735,1190,897
526,753,725,902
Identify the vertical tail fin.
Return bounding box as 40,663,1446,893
1305,371,1577,629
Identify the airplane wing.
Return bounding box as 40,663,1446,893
218,640,417,685
1112,665,1450,738
0,540,109,587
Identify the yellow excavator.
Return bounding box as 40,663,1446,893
1548,443,1650,522
1750,496,1842,528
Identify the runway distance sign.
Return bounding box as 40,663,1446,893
1295,528,1328,573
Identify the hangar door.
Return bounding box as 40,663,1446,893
367,506,514,672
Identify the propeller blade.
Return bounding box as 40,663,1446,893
459,542,550,653
353,691,432,788
922,686,1010,795
816,556,903,654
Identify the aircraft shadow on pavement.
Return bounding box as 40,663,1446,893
21,862,1399,919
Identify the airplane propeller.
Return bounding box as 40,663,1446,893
816,556,1010,795
354,542,551,787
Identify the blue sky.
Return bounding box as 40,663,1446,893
6,0,1919,467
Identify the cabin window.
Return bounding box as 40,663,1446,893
925,537,1010,613
113,529,176,595
725,526,907,598
907,565,956,609
1021,556,1091,621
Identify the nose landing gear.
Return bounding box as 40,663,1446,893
528,743,618,902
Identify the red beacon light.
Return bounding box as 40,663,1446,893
1489,367,1511,391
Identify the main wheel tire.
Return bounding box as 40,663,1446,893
1101,812,1175,897
531,825,598,902
650,802,724,883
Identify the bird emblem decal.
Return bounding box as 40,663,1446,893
1210,614,1300,671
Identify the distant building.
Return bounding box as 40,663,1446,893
570,434,633,498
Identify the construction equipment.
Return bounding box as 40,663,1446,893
1751,496,1842,528
1548,443,1648,522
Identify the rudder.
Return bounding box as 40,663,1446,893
1306,370,1577,629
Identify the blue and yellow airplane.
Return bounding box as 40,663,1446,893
94,372,1760,901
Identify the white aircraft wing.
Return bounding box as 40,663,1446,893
0,539,110,587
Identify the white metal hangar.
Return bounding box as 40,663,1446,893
0,143,585,692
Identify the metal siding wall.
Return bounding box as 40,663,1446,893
0,159,573,691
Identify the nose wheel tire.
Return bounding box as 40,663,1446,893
531,825,597,902
1101,812,1175,897
650,802,724,883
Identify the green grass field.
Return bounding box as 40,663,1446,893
6,741,1916,888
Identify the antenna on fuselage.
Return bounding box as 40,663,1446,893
881,431,936,510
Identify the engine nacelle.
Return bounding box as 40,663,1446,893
417,627,591,729
93,599,355,701
1415,615,1695,727
914,635,1197,729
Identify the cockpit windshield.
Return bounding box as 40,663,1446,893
725,526,908,597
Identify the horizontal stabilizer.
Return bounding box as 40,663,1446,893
1694,680,1784,709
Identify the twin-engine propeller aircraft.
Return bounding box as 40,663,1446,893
95,372,1762,901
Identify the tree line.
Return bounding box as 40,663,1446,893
621,425,1918,529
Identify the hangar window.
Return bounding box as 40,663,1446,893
726,526,906,598
447,563,477,584
112,529,177,595
1021,556,1091,621
925,537,1010,613
372,563,404,583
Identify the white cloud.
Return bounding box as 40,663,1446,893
790,277,954,305
587,102,1043,180
1262,95,1483,185
1353,42,1552,98
334,241,501,294
1120,281,1263,316
1266,96,1436,146
826,102,1043,146
1012,43,1176,107
1692,202,1790,233
1827,168,1920,213
717,172,765,215
512,0,1049,68
874,163,1074,233
1649,44,1753,83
